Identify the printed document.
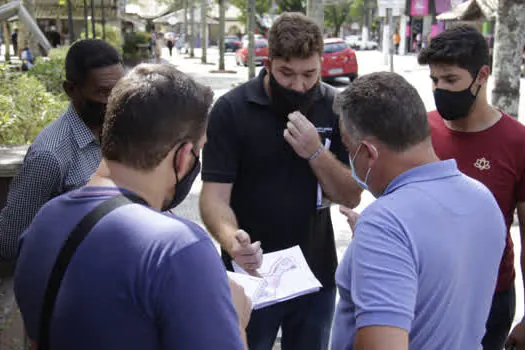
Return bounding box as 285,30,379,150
230,246,322,310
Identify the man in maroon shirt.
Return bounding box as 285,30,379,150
419,25,525,350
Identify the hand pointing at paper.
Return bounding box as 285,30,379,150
230,230,263,274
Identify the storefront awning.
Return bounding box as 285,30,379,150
437,0,497,21
153,8,218,25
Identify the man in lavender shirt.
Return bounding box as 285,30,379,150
331,72,506,349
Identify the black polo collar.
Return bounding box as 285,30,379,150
246,68,328,106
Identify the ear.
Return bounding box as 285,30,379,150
264,59,271,72
476,65,491,86
173,142,194,178
362,140,379,167
63,80,76,100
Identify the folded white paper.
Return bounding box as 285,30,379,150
231,246,322,310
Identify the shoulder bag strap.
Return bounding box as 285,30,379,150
38,193,147,350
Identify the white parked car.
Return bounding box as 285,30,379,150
358,39,378,50
345,35,361,49
345,35,378,50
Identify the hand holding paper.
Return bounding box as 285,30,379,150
231,246,322,310
230,230,263,274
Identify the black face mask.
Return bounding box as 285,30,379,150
162,147,201,211
434,74,480,121
269,71,319,119
79,99,107,129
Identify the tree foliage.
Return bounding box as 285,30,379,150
324,0,351,36
229,0,271,25
276,0,306,13
349,0,365,21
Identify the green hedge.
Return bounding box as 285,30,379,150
27,47,68,100
0,65,67,145
1,29,127,145
122,31,151,61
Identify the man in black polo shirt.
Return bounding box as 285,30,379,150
200,12,361,350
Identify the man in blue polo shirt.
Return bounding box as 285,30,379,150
14,64,249,349
331,72,506,349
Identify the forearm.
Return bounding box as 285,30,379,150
520,224,525,308
199,193,239,255
519,209,525,313
0,186,51,261
309,149,362,208
240,327,248,350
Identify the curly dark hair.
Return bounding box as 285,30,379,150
65,39,122,85
268,12,324,61
418,25,489,77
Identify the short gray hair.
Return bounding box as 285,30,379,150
333,72,430,151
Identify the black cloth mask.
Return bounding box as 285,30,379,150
162,147,201,211
79,99,107,129
269,72,319,119
434,74,481,121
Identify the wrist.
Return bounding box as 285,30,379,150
307,144,324,161
225,230,240,258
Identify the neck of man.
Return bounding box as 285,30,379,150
88,160,166,211
263,73,270,97
444,88,502,133
91,127,102,143
376,139,441,195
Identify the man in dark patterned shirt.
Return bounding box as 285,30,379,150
0,39,124,261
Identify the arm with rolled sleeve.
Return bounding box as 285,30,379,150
0,149,62,261
350,209,415,350
156,239,245,350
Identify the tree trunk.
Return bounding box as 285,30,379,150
66,0,75,42
18,0,38,58
247,0,255,79
183,0,188,37
491,0,525,119
201,0,207,63
218,0,225,71
2,21,10,61
101,0,106,40
83,0,89,38
189,0,195,57
307,0,324,34
90,0,96,38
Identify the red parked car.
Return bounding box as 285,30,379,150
321,38,358,82
235,39,269,66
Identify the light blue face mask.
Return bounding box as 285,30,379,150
349,144,372,191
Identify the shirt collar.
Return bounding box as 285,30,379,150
246,68,327,106
64,104,98,149
383,160,461,196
